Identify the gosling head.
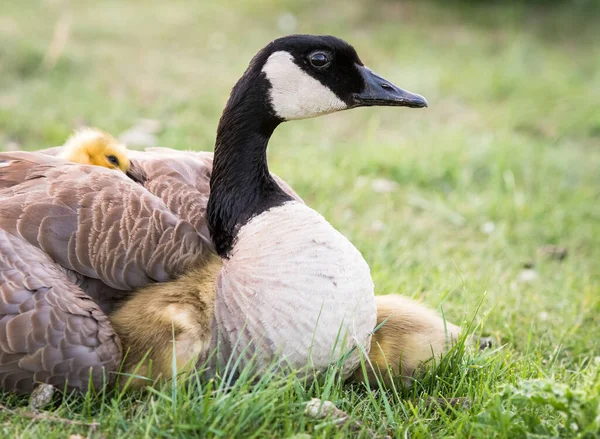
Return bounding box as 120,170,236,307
247,34,428,122
60,128,130,173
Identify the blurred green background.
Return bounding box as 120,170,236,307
0,0,599,437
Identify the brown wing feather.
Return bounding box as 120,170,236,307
0,151,212,291
0,230,121,393
126,149,214,241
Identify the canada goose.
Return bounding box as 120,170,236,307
59,128,130,173
352,295,461,387
0,34,427,393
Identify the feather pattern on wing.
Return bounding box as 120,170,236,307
0,229,121,394
0,151,212,291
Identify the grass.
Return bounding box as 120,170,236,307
1,0,599,437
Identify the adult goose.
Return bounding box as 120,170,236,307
0,34,428,393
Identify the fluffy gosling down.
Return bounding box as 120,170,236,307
110,254,222,388
59,128,130,172
353,295,462,387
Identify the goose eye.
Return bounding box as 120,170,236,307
107,155,119,166
309,52,330,68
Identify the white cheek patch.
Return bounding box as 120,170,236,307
262,51,348,120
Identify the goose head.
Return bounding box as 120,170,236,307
258,34,428,121
60,128,130,173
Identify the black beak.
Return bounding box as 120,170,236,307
125,161,146,185
353,65,428,109
126,170,141,183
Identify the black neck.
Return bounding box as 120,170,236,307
207,71,292,257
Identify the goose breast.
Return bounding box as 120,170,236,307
209,201,377,378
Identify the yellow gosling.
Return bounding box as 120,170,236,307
354,294,462,387
59,128,130,173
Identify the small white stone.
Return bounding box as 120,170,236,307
29,383,56,410
304,398,346,420
538,311,549,321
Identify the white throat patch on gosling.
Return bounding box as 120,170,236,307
262,51,348,120
208,201,377,378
